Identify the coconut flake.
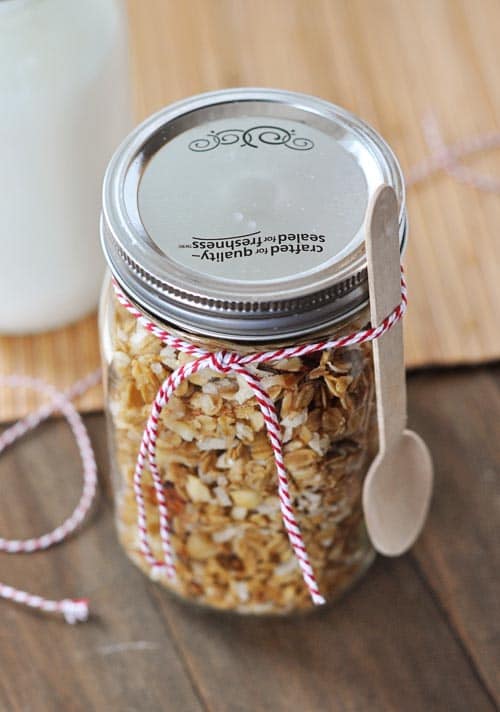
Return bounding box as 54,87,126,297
231,506,247,520
256,497,281,516
198,438,229,451
214,486,232,507
212,526,240,543
129,323,149,352
274,557,299,576
233,581,249,602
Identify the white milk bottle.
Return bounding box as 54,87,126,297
0,0,132,333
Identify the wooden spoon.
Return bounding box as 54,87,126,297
362,185,433,556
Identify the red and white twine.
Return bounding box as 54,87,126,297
0,371,100,623
112,269,408,606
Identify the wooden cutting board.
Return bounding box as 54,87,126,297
1,0,499,422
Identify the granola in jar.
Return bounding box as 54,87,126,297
100,88,407,613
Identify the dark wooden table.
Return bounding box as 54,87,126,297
1,367,498,712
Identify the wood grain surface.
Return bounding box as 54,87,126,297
1,0,499,420
0,368,498,711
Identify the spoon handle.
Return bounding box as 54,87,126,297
365,185,406,453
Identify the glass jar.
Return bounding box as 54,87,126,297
99,88,406,614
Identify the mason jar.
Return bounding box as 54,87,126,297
99,88,406,614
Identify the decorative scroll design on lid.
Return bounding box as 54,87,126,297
188,125,314,152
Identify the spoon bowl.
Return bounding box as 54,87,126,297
363,429,433,556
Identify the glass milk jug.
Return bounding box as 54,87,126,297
0,0,132,333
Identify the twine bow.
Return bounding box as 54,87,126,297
113,268,407,605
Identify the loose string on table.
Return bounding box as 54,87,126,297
407,112,500,193
0,371,100,623
1,114,499,622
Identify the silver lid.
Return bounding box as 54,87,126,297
101,88,406,342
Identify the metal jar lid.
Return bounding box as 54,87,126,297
101,87,406,342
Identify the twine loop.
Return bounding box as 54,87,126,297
209,350,242,373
